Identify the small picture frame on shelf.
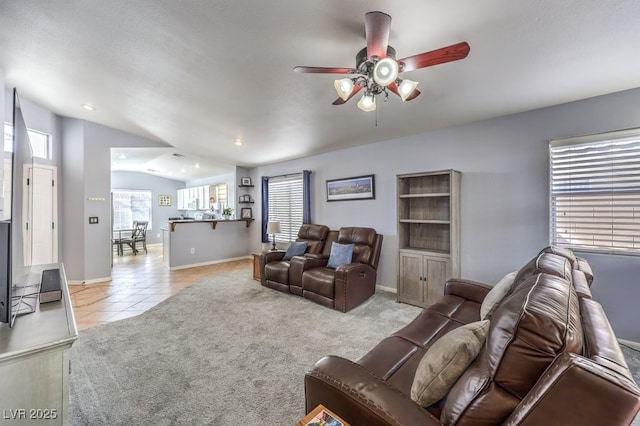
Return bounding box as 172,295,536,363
239,194,250,202
241,177,252,186
241,207,253,219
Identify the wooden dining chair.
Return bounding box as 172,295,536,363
121,221,148,255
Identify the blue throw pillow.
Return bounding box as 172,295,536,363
327,242,355,269
283,241,308,261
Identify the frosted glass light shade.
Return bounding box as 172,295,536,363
398,79,419,101
357,94,376,112
334,78,355,101
373,57,399,87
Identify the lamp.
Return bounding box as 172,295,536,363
357,93,376,112
373,57,399,87
334,78,355,100
266,221,281,251
398,79,419,101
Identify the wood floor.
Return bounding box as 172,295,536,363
69,244,251,330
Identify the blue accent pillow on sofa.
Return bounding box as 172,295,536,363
283,241,308,260
327,242,355,269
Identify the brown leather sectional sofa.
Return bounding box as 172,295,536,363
259,225,383,312
304,247,640,425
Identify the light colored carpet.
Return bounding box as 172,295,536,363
69,269,422,425
70,269,640,425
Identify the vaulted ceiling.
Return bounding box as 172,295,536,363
1,1,639,181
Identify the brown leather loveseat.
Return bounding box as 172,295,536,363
260,226,383,312
304,247,640,425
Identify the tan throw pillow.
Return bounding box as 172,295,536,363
480,271,518,320
411,320,490,407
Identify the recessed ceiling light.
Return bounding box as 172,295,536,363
195,163,200,168
180,168,185,173
234,139,243,146
82,103,96,111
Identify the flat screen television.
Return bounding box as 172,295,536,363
0,89,35,326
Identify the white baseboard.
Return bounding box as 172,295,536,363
169,255,252,271
376,284,397,294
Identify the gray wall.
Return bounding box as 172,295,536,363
249,87,640,341
61,119,172,283
111,171,184,244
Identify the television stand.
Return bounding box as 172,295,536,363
0,264,77,425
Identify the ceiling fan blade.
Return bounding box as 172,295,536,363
398,42,470,73
387,82,421,101
294,66,356,74
332,85,363,105
365,11,391,59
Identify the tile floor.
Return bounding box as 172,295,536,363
69,244,251,330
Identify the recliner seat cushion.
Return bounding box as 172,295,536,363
264,262,290,283
302,267,336,299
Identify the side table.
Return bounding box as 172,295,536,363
252,252,261,281
295,404,349,426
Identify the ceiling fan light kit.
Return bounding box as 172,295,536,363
334,78,355,101
357,93,376,112
295,11,470,112
372,57,399,86
398,79,419,101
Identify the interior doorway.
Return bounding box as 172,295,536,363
26,164,58,266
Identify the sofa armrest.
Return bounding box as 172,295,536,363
304,253,330,260
289,255,330,287
259,251,286,286
334,263,377,312
305,355,441,426
444,278,492,304
505,353,640,426
261,250,285,263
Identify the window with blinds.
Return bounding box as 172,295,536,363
549,129,640,255
268,174,303,243
112,190,153,231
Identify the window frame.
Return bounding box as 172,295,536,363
4,121,52,160
549,128,640,256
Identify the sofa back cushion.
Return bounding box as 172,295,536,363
441,253,583,425
296,224,329,254
337,227,377,266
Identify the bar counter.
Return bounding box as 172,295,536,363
161,219,254,270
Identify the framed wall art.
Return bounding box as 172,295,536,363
158,194,172,206
326,175,375,202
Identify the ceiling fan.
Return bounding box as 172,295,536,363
294,11,470,112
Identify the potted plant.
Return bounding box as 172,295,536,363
222,207,233,220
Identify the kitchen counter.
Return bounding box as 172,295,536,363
162,219,253,270
167,218,253,232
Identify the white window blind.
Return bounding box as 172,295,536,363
550,129,640,255
268,174,303,243
112,190,153,231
